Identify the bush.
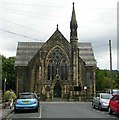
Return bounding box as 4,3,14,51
4,90,17,102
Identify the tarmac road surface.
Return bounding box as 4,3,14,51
6,102,119,119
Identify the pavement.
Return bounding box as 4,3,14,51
1,104,14,119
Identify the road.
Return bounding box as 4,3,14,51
7,102,119,119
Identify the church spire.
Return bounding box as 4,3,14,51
70,2,78,40
71,2,77,23
70,3,79,87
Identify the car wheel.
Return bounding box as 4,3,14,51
108,107,113,115
92,102,95,109
14,109,18,113
99,104,102,111
34,107,39,112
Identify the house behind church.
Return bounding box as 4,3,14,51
15,3,96,100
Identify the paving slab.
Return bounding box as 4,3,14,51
1,105,14,119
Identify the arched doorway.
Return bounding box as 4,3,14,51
54,83,61,98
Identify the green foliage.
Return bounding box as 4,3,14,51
108,70,118,89
96,68,119,92
2,56,16,91
0,55,2,90
4,90,17,102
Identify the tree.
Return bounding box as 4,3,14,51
0,55,2,90
96,68,119,92
96,68,104,91
113,70,119,89
2,56,16,91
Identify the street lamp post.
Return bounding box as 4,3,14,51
3,78,6,108
4,78,6,94
84,86,87,102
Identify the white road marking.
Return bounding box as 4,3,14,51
101,112,104,114
38,105,42,118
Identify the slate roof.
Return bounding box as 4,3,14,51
15,42,44,67
15,42,96,67
78,43,96,66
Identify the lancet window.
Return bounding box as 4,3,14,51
47,47,69,81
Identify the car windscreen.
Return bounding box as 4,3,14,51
18,94,35,99
113,90,119,94
101,94,112,99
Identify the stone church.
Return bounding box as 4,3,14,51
15,3,96,100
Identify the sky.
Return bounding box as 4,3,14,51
0,0,118,70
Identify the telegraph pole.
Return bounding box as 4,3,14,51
109,40,113,94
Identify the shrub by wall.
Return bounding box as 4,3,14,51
4,90,17,102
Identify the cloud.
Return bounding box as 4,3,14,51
0,0,118,69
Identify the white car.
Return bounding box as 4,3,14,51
92,93,112,111
106,89,119,95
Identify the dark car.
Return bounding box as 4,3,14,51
108,94,119,115
14,92,40,113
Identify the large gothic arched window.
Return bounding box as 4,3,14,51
52,63,56,80
47,47,69,81
61,60,68,80
47,60,52,80
48,64,51,80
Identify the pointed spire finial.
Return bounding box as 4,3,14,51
73,2,75,10
56,24,58,30
70,2,78,40
71,2,76,22
73,2,74,6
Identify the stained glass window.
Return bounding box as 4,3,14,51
47,47,68,81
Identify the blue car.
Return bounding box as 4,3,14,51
14,92,40,113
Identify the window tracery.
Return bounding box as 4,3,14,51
47,47,69,81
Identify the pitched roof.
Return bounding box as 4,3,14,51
45,28,69,44
15,42,44,67
15,42,96,67
78,43,96,66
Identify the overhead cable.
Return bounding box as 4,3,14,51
0,28,41,41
